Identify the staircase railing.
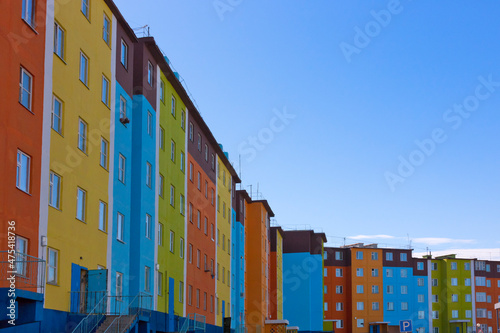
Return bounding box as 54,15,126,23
71,293,108,333
179,313,206,333
103,293,152,333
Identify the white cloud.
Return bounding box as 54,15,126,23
412,237,475,246
414,248,500,261
349,234,396,240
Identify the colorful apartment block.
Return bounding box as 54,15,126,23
282,230,327,333
474,260,500,333
245,199,274,331
269,226,285,321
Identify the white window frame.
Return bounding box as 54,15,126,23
19,67,33,110
76,187,86,221
145,214,151,239
117,212,124,241
49,171,61,209
54,22,65,59
101,75,110,106
78,118,87,152
118,154,126,183
121,39,128,68
98,201,107,232
16,150,31,193
100,138,108,169
47,248,58,284
103,14,110,45
79,51,89,86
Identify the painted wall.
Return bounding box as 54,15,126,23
157,69,187,317
45,0,113,311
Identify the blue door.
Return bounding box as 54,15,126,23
168,277,175,332
70,264,88,313
87,269,107,311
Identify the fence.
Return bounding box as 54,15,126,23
0,251,46,293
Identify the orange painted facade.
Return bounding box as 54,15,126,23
186,154,216,324
245,200,273,332
324,263,351,332
0,0,46,264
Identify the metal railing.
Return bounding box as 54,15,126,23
104,293,152,333
71,293,108,333
179,313,206,333
0,251,45,293
69,291,107,314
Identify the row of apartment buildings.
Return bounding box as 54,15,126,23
1,0,499,333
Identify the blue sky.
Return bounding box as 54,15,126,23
116,0,500,259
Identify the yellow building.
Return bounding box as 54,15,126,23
216,155,232,325
45,0,113,311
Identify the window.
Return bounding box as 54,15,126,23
371,268,379,277
465,294,472,302
48,171,61,209
116,272,123,300
356,268,363,277
101,75,110,106
197,250,200,268
197,133,201,151
51,95,63,134
147,111,153,136
204,144,208,161
197,211,201,229
211,224,214,241
477,308,487,318
431,262,438,270
324,302,328,311
54,22,65,58
169,231,175,253
356,251,363,260
180,194,185,215
418,311,425,319
372,285,379,294
19,67,33,110
335,268,342,277
465,310,472,318
451,278,458,286
117,213,124,241
337,320,344,329
22,0,35,26
15,236,28,276
476,292,486,302
196,289,200,308
171,96,176,117
418,294,425,303
372,302,379,311
356,302,364,310
189,122,193,141
401,302,408,311
189,162,193,181
158,174,164,198
120,40,128,68
168,140,176,161
356,285,364,294
197,172,201,190
417,278,424,286
432,278,438,287
386,268,393,277
336,285,343,294
401,285,408,294
180,238,184,258
158,223,163,246
432,294,438,303
400,253,407,261
386,252,393,261
324,285,327,294
144,266,150,292
464,262,470,270
15,150,31,193
386,285,394,294
144,214,151,239
211,189,214,205
180,152,185,172
204,181,208,198
147,61,153,85
400,269,407,278
170,186,175,207
476,276,486,286
79,52,89,85
118,154,126,183
371,251,378,260
211,154,215,170
98,201,107,231
452,294,458,302
451,262,457,270
47,248,58,284
78,119,87,152
387,302,394,311
204,217,208,235
336,302,343,311
99,138,108,169
81,0,90,19
335,251,343,260
76,187,86,221
486,279,491,287
417,261,424,270
155,271,162,296
146,162,152,188
432,311,439,319
188,244,193,263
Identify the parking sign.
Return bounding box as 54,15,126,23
400,320,412,332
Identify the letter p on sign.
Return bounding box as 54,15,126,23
400,320,412,332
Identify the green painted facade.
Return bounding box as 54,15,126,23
157,70,187,316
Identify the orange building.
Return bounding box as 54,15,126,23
324,247,351,332
0,0,47,277
245,199,274,332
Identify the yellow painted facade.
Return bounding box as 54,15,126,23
216,157,232,325
45,0,113,311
